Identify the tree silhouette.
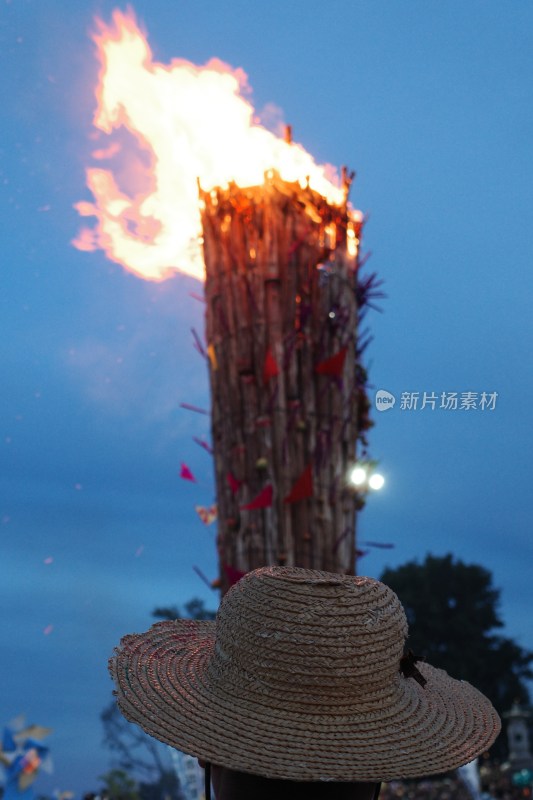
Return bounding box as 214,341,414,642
101,597,216,797
100,702,172,783
98,769,141,800
380,554,532,718
152,597,216,622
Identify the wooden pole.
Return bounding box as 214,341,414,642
201,172,364,594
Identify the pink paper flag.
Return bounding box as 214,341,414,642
180,463,196,482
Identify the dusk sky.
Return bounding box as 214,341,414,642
2,1,532,796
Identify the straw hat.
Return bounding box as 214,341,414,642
109,566,501,781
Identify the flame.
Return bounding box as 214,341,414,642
74,9,349,282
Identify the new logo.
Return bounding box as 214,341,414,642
375,389,396,412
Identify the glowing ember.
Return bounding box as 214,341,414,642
74,9,348,282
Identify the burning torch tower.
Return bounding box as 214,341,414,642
201,167,369,593
74,12,376,594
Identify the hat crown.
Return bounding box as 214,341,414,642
209,567,408,700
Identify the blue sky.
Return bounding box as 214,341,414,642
1,0,532,795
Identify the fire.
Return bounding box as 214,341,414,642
74,9,349,282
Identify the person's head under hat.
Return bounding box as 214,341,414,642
109,566,501,799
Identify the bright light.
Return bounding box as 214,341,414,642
368,473,385,491
349,466,367,486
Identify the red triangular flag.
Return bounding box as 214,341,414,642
263,348,280,385
314,346,348,378
226,471,242,494
240,484,273,510
284,464,313,504
180,462,196,482
223,564,246,586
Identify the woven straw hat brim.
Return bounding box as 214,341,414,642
110,618,501,782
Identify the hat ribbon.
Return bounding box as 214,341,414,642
399,650,427,687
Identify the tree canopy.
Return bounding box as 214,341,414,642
98,769,141,800
380,554,532,717
152,597,216,622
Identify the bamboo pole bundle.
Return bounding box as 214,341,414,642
200,171,364,594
